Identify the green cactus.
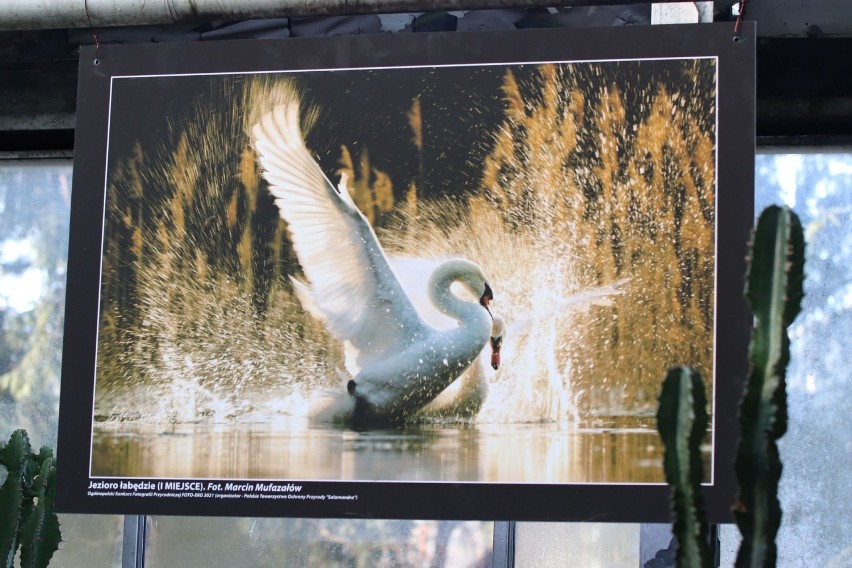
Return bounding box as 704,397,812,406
734,205,804,568
0,430,61,568
657,206,805,567
657,366,713,568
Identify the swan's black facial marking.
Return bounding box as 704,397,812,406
480,283,494,308
480,282,494,318
347,380,357,395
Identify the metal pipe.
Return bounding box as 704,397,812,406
0,0,726,31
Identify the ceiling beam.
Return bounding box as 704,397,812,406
0,0,730,31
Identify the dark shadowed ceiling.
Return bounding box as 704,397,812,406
1,2,851,155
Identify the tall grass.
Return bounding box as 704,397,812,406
476,62,716,415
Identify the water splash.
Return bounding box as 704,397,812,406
379,198,617,424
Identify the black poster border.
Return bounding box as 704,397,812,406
58,23,755,522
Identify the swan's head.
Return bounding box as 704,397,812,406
490,315,505,370
479,282,494,310
428,258,495,325
430,259,493,301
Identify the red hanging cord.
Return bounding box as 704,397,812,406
83,0,101,63
734,0,748,35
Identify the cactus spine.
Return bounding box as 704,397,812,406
734,205,804,567
0,430,61,568
657,366,713,568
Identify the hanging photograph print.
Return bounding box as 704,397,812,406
57,23,755,521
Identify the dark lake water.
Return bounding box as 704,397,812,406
91,416,712,484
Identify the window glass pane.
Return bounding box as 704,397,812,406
0,160,71,449
0,160,123,568
720,152,852,566
514,522,640,567
145,517,493,567
50,514,124,567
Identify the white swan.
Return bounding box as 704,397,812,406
251,102,498,426
380,256,505,419
420,314,504,418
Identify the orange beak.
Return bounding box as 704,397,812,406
490,336,502,370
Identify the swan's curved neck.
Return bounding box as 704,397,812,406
428,260,490,330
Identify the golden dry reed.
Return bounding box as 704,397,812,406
476,63,715,415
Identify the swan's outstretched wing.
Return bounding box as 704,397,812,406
252,103,425,364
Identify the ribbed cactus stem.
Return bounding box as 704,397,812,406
1,431,30,568
735,205,805,568
19,450,61,568
0,431,61,568
657,366,712,568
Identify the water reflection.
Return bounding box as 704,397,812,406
92,418,710,483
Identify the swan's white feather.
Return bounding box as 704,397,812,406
252,100,494,424
252,104,426,371
289,276,325,323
